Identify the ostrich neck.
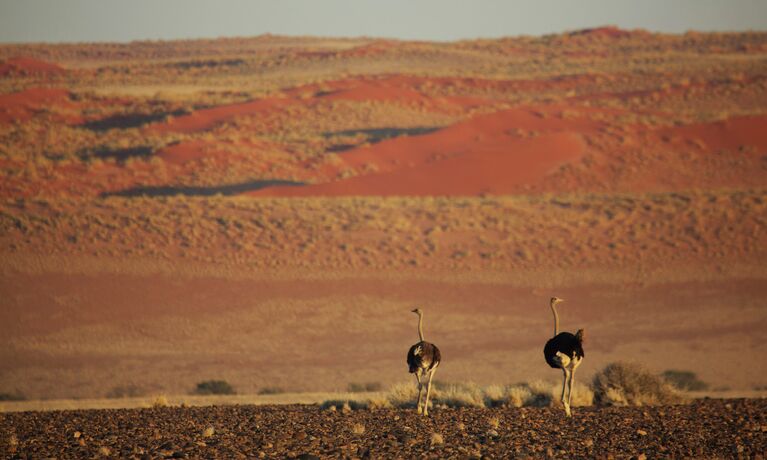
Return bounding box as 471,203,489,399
550,302,560,336
417,313,425,342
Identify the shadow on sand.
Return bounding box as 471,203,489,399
323,126,440,152
101,180,305,198
82,110,191,132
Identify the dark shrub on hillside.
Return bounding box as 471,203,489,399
194,380,236,395
662,370,709,391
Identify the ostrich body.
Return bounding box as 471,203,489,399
543,297,584,417
406,308,441,416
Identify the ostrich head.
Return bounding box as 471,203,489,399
411,308,422,315
550,297,564,305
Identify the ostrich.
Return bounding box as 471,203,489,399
406,308,441,416
543,297,584,417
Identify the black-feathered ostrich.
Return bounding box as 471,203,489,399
406,308,441,416
543,297,584,417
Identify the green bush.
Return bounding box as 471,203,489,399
194,380,236,395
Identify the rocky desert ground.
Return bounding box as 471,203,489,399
2,399,766,459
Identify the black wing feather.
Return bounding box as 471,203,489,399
543,332,584,368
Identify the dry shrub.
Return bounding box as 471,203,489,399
662,370,708,391
593,362,687,406
194,380,235,395
431,382,485,408
386,380,592,409
386,381,419,409
151,395,169,408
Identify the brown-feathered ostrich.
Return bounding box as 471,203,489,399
406,308,441,416
543,297,584,417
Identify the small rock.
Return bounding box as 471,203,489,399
583,438,594,447
637,454,647,460
637,429,648,436
73,431,81,439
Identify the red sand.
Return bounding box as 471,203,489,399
0,57,65,77
150,76,502,135
658,114,767,152
0,87,74,124
253,107,599,197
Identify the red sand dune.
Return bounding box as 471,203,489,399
156,140,232,165
252,107,600,197
150,74,627,136
156,138,280,167
658,114,767,152
150,76,500,134
0,87,74,124
149,96,293,134
0,57,65,77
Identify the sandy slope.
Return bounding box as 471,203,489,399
1,30,766,400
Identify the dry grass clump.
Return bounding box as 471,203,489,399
385,381,419,409
384,379,594,409
430,432,444,446
593,362,687,406
431,381,486,408
151,395,170,408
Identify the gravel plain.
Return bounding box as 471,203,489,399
2,399,766,458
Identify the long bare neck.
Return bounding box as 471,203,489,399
550,301,560,336
417,313,425,342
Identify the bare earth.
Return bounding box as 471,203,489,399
1,29,767,400
2,400,766,459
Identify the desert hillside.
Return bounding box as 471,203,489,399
1,28,766,399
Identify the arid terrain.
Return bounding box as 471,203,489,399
2,400,766,458
1,27,767,403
